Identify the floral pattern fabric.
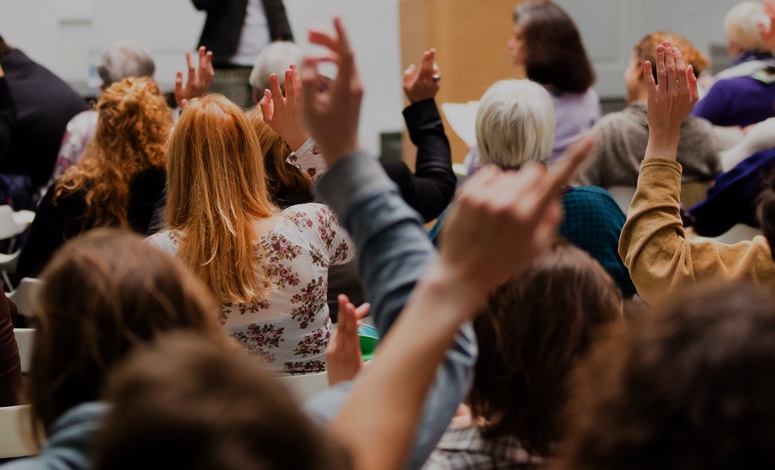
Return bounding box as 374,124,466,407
146,203,355,375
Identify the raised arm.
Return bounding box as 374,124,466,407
383,49,455,222
620,42,775,304
174,46,214,107
298,17,587,470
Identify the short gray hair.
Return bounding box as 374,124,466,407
249,41,303,92
724,2,772,53
475,79,555,169
98,40,155,88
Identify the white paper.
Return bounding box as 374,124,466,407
441,101,480,147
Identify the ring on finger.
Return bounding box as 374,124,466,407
432,73,441,82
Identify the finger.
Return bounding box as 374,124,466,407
197,46,206,73
332,17,359,90
174,71,183,95
293,66,303,103
418,50,434,79
308,29,339,52
269,73,284,105
687,65,699,102
663,41,676,88
284,68,296,100
354,302,371,320
185,51,195,84
179,98,188,109
205,51,214,75
259,89,274,120
673,46,688,91
403,64,416,88
655,45,667,90
644,60,657,95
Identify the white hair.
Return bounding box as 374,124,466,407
98,40,155,88
475,79,556,168
724,2,772,53
249,41,303,92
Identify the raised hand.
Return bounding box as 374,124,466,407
259,66,310,150
300,17,363,164
438,138,593,297
326,294,370,386
174,46,214,106
403,49,440,104
644,41,699,161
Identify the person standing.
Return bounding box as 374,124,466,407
192,0,293,108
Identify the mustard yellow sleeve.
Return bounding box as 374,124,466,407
619,158,775,304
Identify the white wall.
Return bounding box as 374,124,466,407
0,0,752,147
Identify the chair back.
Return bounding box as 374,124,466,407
0,405,37,458
277,371,329,403
13,328,35,374
8,278,44,318
0,205,34,241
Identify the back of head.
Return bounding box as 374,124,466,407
633,32,709,82
98,40,156,89
55,76,172,228
476,79,555,169
94,332,352,470
469,239,621,455
166,94,276,304
724,1,771,53
513,1,595,93
249,41,303,93
245,107,312,200
28,229,224,435
555,280,775,470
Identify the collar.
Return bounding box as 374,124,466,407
731,50,775,66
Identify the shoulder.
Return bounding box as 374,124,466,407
145,230,182,254
564,186,624,216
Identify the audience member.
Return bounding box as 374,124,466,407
0,35,89,209
423,239,622,468
90,19,588,470
691,1,775,127
619,41,775,304
50,42,214,187
576,32,720,189
431,79,636,297
146,93,355,375
686,149,775,237
554,280,775,469
2,229,227,470
0,287,21,407
16,77,172,280
191,0,293,108
249,40,303,99
718,116,775,171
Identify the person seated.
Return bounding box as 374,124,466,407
16,77,172,280
260,48,456,223
718,116,775,171
418,239,621,468
1,229,229,470
0,287,21,407
691,1,775,128
619,41,775,305
576,32,720,190
431,79,636,298
146,93,355,375
87,18,588,470
554,280,775,469
0,35,89,209
50,42,214,188
686,149,775,237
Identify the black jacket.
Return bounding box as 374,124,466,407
192,0,294,64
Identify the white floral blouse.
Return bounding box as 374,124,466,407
146,203,355,375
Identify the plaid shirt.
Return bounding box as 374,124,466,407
423,425,545,470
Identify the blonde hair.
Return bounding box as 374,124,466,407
54,77,172,228
476,79,555,168
165,94,277,304
724,2,771,53
245,108,312,200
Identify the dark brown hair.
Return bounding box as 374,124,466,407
468,239,621,456
94,332,352,470
513,1,595,93
633,31,709,83
28,229,225,438
0,35,12,58
245,107,313,206
757,168,775,260
554,280,775,470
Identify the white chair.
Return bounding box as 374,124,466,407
606,186,636,215
711,224,764,245
8,278,43,319
277,371,329,403
0,205,34,242
13,328,35,374
0,405,37,458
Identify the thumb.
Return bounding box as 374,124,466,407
403,64,416,87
